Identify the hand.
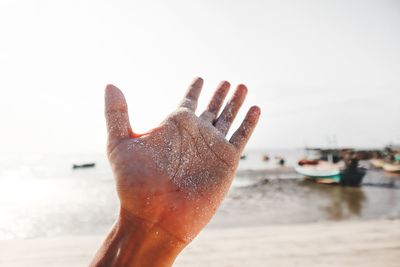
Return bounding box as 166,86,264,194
92,78,260,267
105,77,260,244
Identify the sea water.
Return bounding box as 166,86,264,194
0,150,399,240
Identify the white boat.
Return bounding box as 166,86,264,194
295,160,342,184
295,165,340,178
370,159,385,168
295,160,366,186
383,163,400,173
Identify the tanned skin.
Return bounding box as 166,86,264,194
90,77,260,267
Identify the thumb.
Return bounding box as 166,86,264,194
105,84,133,147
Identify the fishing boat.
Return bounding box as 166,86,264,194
72,163,96,169
261,154,270,161
295,159,366,187
370,159,385,168
382,163,400,173
340,165,367,187
295,162,341,184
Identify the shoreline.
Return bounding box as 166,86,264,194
1,219,399,267
236,166,297,175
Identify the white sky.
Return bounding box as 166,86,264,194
0,0,399,154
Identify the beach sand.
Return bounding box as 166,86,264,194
1,219,399,267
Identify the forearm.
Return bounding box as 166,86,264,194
90,209,186,267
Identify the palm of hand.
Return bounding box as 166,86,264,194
105,78,260,243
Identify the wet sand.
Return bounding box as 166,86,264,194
209,168,400,228
1,219,399,267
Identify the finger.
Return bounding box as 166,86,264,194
179,77,204,111
200,81,230,122
105,84,133,142
214,84,248,135
230,106,261,152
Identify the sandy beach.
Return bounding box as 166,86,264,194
1,219,399,267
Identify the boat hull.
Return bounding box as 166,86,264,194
306,175,341,184
295,166,366,187
370,159,385,168
294,166,340,178
383,163,400,173
339,169,366,187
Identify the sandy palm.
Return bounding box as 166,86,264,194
105,77,260,243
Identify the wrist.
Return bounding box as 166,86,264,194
90,208,186,267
